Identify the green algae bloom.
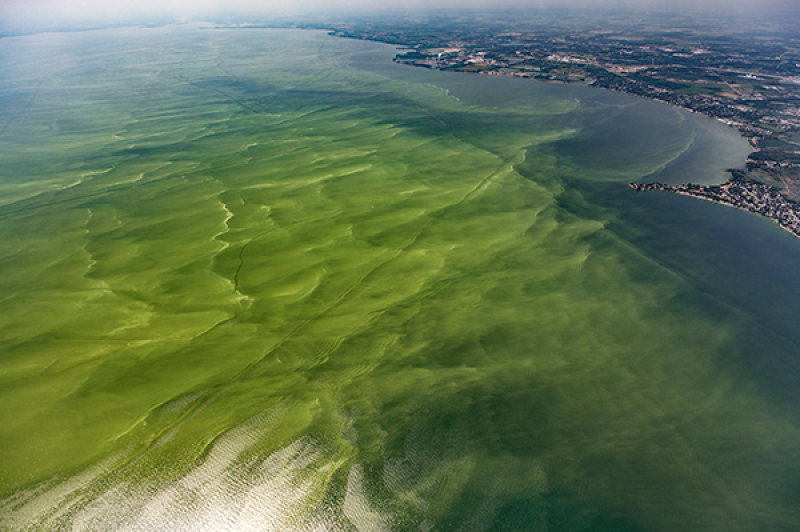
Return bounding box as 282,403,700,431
0,26,798,531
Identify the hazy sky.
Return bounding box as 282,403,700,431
2,0,798,29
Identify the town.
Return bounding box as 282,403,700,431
631,177,800,236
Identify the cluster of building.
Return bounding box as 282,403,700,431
631,180,800,237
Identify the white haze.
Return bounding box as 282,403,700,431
1,0,798,31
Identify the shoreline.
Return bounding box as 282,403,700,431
326,31,799,240
630,180,800,238
386,43,798,238
388,51,766,147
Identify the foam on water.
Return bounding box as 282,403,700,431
1,405,392,531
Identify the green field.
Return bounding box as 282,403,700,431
1,26,799,531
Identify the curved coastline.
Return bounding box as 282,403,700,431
630,179,800,237
326,31,796,236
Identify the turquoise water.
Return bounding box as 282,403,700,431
0,26,798,531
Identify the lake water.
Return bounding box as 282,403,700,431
0,26,798,531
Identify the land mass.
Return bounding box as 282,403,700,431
631,174,800,237
299,10,800,236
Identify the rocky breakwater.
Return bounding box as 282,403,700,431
631,179,800,237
